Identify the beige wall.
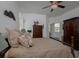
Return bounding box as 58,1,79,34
0,1,19,33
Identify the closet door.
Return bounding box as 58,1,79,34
73,19,79,50
63,17,79,50
63,20,73,44
33,25,43,38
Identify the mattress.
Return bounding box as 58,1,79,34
4,38,73,58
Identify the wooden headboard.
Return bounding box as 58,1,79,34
0,38,11,58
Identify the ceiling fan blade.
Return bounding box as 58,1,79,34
42,5,51,9
58,5,65,8
50,1,62,4
50,1,53,4
50,9,53,12
57,1,62,3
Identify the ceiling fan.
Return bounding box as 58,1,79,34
42,1,65,12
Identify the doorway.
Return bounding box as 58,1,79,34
49,23,61,40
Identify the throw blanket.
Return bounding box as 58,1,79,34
5,38,73,58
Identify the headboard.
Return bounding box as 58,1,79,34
0,33,11,58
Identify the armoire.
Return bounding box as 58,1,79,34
63,17,79,50
33,25,43,38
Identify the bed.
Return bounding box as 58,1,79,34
4,38,73,58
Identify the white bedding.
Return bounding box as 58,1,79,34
5,38,73,58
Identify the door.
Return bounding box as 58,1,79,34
63,17,79,50
63,20,73,44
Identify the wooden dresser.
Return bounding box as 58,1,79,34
33,25,43,38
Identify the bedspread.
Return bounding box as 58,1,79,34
4,38,73,58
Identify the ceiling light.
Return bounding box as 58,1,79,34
50,5,58,9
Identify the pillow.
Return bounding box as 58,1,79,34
18,34,29,47
18,33,33,48
7,30,20,48
6,29,33,48
25,33,33,47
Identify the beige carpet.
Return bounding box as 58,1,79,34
74,50,79,58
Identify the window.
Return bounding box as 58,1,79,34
54,23,60,32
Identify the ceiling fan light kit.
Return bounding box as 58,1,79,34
50,5,58,9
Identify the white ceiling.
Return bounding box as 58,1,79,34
17,1,79,17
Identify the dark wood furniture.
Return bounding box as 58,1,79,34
63,17,79,50
0,38,11,58
33,25,43,38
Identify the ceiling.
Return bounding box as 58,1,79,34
17,1,79,17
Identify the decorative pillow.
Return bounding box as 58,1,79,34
25,33,33,47
18,33,33,48
7,30,20,48
18,34,29,47
6,28,33,48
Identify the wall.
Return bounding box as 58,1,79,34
46,16,49,38
0,1,19,51
0,1,19,33
19,13,48,38
49,7,79,41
